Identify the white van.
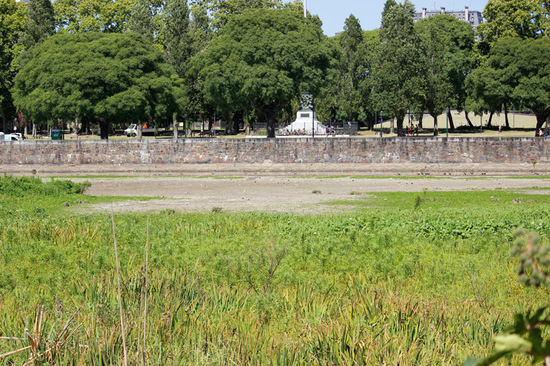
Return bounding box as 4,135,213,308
4,133,21,141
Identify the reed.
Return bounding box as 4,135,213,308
1,178,550,364
111,207,128,366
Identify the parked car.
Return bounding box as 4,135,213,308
124,124,158,136
124,124,138,137
3,133,22,141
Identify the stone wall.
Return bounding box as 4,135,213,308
0,137,548,165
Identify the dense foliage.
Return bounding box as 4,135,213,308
3,0,550,136
13,32,181,139
191,8,330,137
372,0,425,135
0,0,25,133
1,177,550,363
467,37,550,135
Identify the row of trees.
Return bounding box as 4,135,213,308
2,0,550,138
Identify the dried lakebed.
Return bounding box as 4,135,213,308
74,176,550,214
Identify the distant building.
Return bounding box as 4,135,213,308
414,6,483,30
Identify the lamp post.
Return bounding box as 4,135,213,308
380,111,383,138
445,107,449,138
312,97,315,139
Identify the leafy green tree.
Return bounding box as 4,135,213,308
467,37,550,136
382,0,397,16
478,0,549,49
371,0,426,136
208,0,283,29
163,0,192,77
54,0,133,33
20,0,55,47
128,0,156,42
13,32,180,139
191,8,330,138
189,0,213,53
334,14,369,123
162,0,192,138
415,16,453,133
465,62,509,128
0,0,25,133
415,15,476,131
466,0,550,123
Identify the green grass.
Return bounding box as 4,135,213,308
0,176,548,364
327,189,550,210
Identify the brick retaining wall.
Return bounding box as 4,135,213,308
0,137,548,165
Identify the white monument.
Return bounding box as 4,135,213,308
281,92,327,135
282,110,327,135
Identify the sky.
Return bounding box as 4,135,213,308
305,0,489,36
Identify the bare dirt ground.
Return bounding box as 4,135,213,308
79,175,550,214
3,163,549,214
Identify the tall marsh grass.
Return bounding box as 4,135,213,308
1,176,550,364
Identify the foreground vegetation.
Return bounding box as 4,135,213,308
1,176,550,364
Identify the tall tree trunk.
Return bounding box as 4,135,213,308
266,121,276,138
396,116,404,136
266,113,276,138
32,122,37,138
367,114,374,131
504,104,510,128
99,118,109,139
80,118,89,134
448,110,455,130
232,117,240,136
535,109,550,135
173,113,178,141
433,115,438,136
418,114,423,129
225,113,235,135
0,104,6,133
464,111,474,127
390,118,394,135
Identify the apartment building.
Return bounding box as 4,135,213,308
414,6,483,29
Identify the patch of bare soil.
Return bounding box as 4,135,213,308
77,176,550,214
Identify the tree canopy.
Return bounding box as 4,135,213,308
191,7,330,137
0,0,26,132
54,0,133,33
415,15,476,130
334,14,369,123
467,37,550,134
13,32,180,138
2,0,549,137
372,0,426,135
20,0,55,47
479,0,549,45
